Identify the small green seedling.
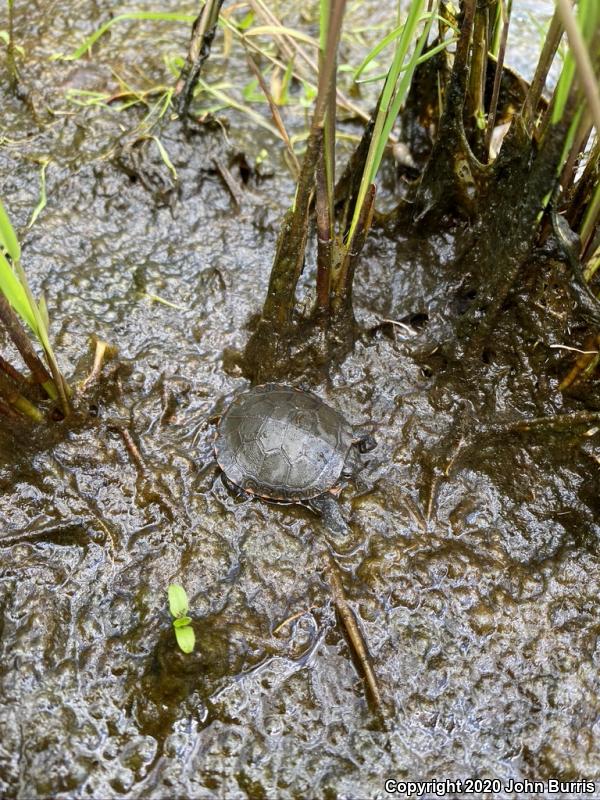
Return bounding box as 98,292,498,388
167,584,195,654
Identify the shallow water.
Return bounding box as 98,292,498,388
0,2,599,799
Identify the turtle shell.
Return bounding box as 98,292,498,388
215,384,354,502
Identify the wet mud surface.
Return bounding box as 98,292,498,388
1,1,599,799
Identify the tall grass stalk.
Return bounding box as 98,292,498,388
346,0,435,243
553,0,600,132
483,0,511,158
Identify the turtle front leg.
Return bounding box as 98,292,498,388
221,474,250,501
306,493,350,538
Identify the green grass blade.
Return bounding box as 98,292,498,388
355,37,457,85
552,0,598,125
14,261,68,411
244,25,318,47
374,7,435,167
0,198,21,261
28,159,50,229
38,293,50,331
196,79,281,137
354,22,406,79
59,12,196,61
354,14,455,80
0,252,37,331
65,89,111,107
151,137,178,180
347,0,428,242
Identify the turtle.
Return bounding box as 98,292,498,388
214,383,375,533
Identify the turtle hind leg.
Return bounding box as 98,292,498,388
354,433,376,454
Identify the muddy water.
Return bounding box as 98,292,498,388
1,1,599,799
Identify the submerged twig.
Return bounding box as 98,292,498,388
117,427,147,475
558,335,600,390
114,426,180,521
213,158,243,209
322,548,384,715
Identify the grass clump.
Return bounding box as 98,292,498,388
240,0,599,382
0,198,70,421
242,0,454,381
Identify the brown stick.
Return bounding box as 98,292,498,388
465,1,488,153
0,294,52,388
6,0,18,93
175,0,225,119
0,354,26,385
0,369,43,421
315,139,332,315
333,184,376,314
522,7,563,132
213,158,243,210
245,50,300,177
560,109,592,194
117,427,147,475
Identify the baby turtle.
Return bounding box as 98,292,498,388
214,383,375,531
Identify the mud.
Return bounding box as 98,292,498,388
0,1,598,799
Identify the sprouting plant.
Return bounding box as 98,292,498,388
167,584,196,654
